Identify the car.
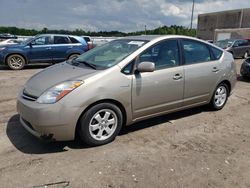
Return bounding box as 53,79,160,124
17,35,237,146
0,33,17,40
214,39,250,59
82,36,94,50
0,34,88,70
240,58,250,78
0,39,23,45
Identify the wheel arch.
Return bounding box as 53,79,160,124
219,80,231,93
5,53,28,65
75,99,127,138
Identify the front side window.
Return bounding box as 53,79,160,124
31,36,50,45
75,39,147,69
182,39,211,64
54,36,70,44
138,39,180,70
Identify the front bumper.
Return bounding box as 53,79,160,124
241,62,250,77
17,92,81,141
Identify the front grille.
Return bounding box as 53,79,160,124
22,89,38,101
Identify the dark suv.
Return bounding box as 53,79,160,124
215,39,250,59
0,34,88,70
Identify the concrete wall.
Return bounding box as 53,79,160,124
214,28,250,41
197,8,250,40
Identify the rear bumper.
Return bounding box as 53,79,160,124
17,92,81,141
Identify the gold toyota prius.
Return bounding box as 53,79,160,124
17,35,237,146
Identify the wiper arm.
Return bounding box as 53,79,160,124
73,59,96,70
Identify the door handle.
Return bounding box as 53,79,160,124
68,46,73,49
46,47,52,50
212,67,219,72
173,74,183,80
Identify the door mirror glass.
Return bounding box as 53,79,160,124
137,61,155,72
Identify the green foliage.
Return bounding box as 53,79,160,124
0,25,196,37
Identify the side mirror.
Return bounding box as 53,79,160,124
137,61,155,73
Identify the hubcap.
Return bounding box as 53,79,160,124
89,109,118,141
214,86,227,107
9,56,23,68
244,52,248,59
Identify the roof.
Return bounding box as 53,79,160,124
122,35,164,41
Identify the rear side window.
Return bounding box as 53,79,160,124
69,37,80,44
54,36,70,44
182,39,211,64
210,46,223,60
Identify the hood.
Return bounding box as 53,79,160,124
0,43,25,49
24,62,99,97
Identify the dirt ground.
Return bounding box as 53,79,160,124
0,60,250,188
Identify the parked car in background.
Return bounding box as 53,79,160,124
0,39,23,45
0,34,88,70
0,33,17,40
17,35,236,146
82,36,94,50
240,58,250,78
214,39,250,59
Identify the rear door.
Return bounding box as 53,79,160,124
132,39,184,119
181,39,222,107
51,35,71,62
26,35,52,63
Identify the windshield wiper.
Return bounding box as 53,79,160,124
72,59,96,70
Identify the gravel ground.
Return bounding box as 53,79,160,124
0,60,250,188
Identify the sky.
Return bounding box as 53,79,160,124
0,0,249,32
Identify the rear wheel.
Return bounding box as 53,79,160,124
68,54,80,60
210,83,229,110
78,103,123,146
7,54,26,70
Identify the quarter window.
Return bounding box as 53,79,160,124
138,40,180,70
69,37,80,44
182,40,211,64
210,46,223,60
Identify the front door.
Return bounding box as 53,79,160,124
132,39,184,119
26,35,52,63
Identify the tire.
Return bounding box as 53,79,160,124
7,54,26,70
78,103,123,146
68,54,80,60
210,83,229,110
243,51,249,59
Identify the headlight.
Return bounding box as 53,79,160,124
0,47,5,51
37,80,83,104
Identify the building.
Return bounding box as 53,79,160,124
197,8,250,41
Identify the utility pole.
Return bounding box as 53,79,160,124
145,25,147,35
190,0,195,29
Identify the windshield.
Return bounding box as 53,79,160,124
215,40,234,49
76,39,147,69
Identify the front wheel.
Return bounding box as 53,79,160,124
7,54,26,70
210,83,229,110
78,103,123,146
